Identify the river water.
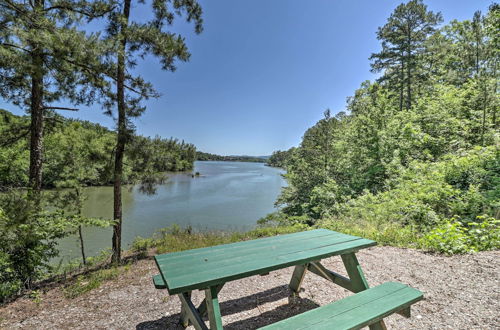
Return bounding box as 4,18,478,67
56,161,285,262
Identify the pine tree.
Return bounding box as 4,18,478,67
370,0,442,110
0,0,111,197
102,0,203,263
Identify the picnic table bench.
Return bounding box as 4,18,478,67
153,229,423,329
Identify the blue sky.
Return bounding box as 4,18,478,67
1,0,492,155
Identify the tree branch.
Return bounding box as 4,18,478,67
2,0,27,15
43,4,116,19
0,42,31,53
42,106,79,111
63,58,154,98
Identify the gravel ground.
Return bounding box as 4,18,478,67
1,246,498,329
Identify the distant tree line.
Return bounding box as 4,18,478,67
196,151,267,163
0,109,196,189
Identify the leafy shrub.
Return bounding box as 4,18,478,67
0,191,83,302
0,251,21,302
319,218,420,248
423,219,471,254
423,216,500,254
131,237,152,258
139,224,306,255
257,212,311,227
466,216,500,251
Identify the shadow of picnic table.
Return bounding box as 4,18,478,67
136,285,319,329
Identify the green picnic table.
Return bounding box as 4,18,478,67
153,229,422,329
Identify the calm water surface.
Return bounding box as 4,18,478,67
57,161,285,262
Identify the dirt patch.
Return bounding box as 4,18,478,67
1,246,498,329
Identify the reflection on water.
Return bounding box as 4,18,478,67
56,161,285,262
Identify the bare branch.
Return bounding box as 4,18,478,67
43,4,116,19
42,106,79,111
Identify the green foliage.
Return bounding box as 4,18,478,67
0,110,30,188
423,217,499,254
130,237,152,258
370,0,443,110
0,250,21,302
257,212,312,227
424,220,470,254
29,290,42,305
0,110,197,189
267,148,295,168
330,147,499,231
0,0,111,108
275,4,499,254
319,218,420,248
466,216,500,251
0,191,73,302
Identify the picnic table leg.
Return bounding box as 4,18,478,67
289,263,308,294
179,291,191,327
178,291,208,330
198,283,224,317
205,286,224,330
341,253,387,330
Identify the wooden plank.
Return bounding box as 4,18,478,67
308,287,422,330
163,233,358,278
289,264,308,293
162,238,376,294
259,282,423,330
178,292,208,330
307,262,353,292
156,229,333,262
205,286,223,330
162,237,372,283
158,231,351,270
152,274,167,289
163,239,376,294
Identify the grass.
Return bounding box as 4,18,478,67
63,264,130,299
131,224,309,255
318,218,423,248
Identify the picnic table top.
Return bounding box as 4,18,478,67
154,228,376,295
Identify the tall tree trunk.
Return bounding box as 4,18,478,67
75,188,86,266
28,0,45,199
111,0,131,264
406,27,412,110
78,225,86,265
399,54,404,111
406,52,411,110
481,81,487,146
494,79,498,129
